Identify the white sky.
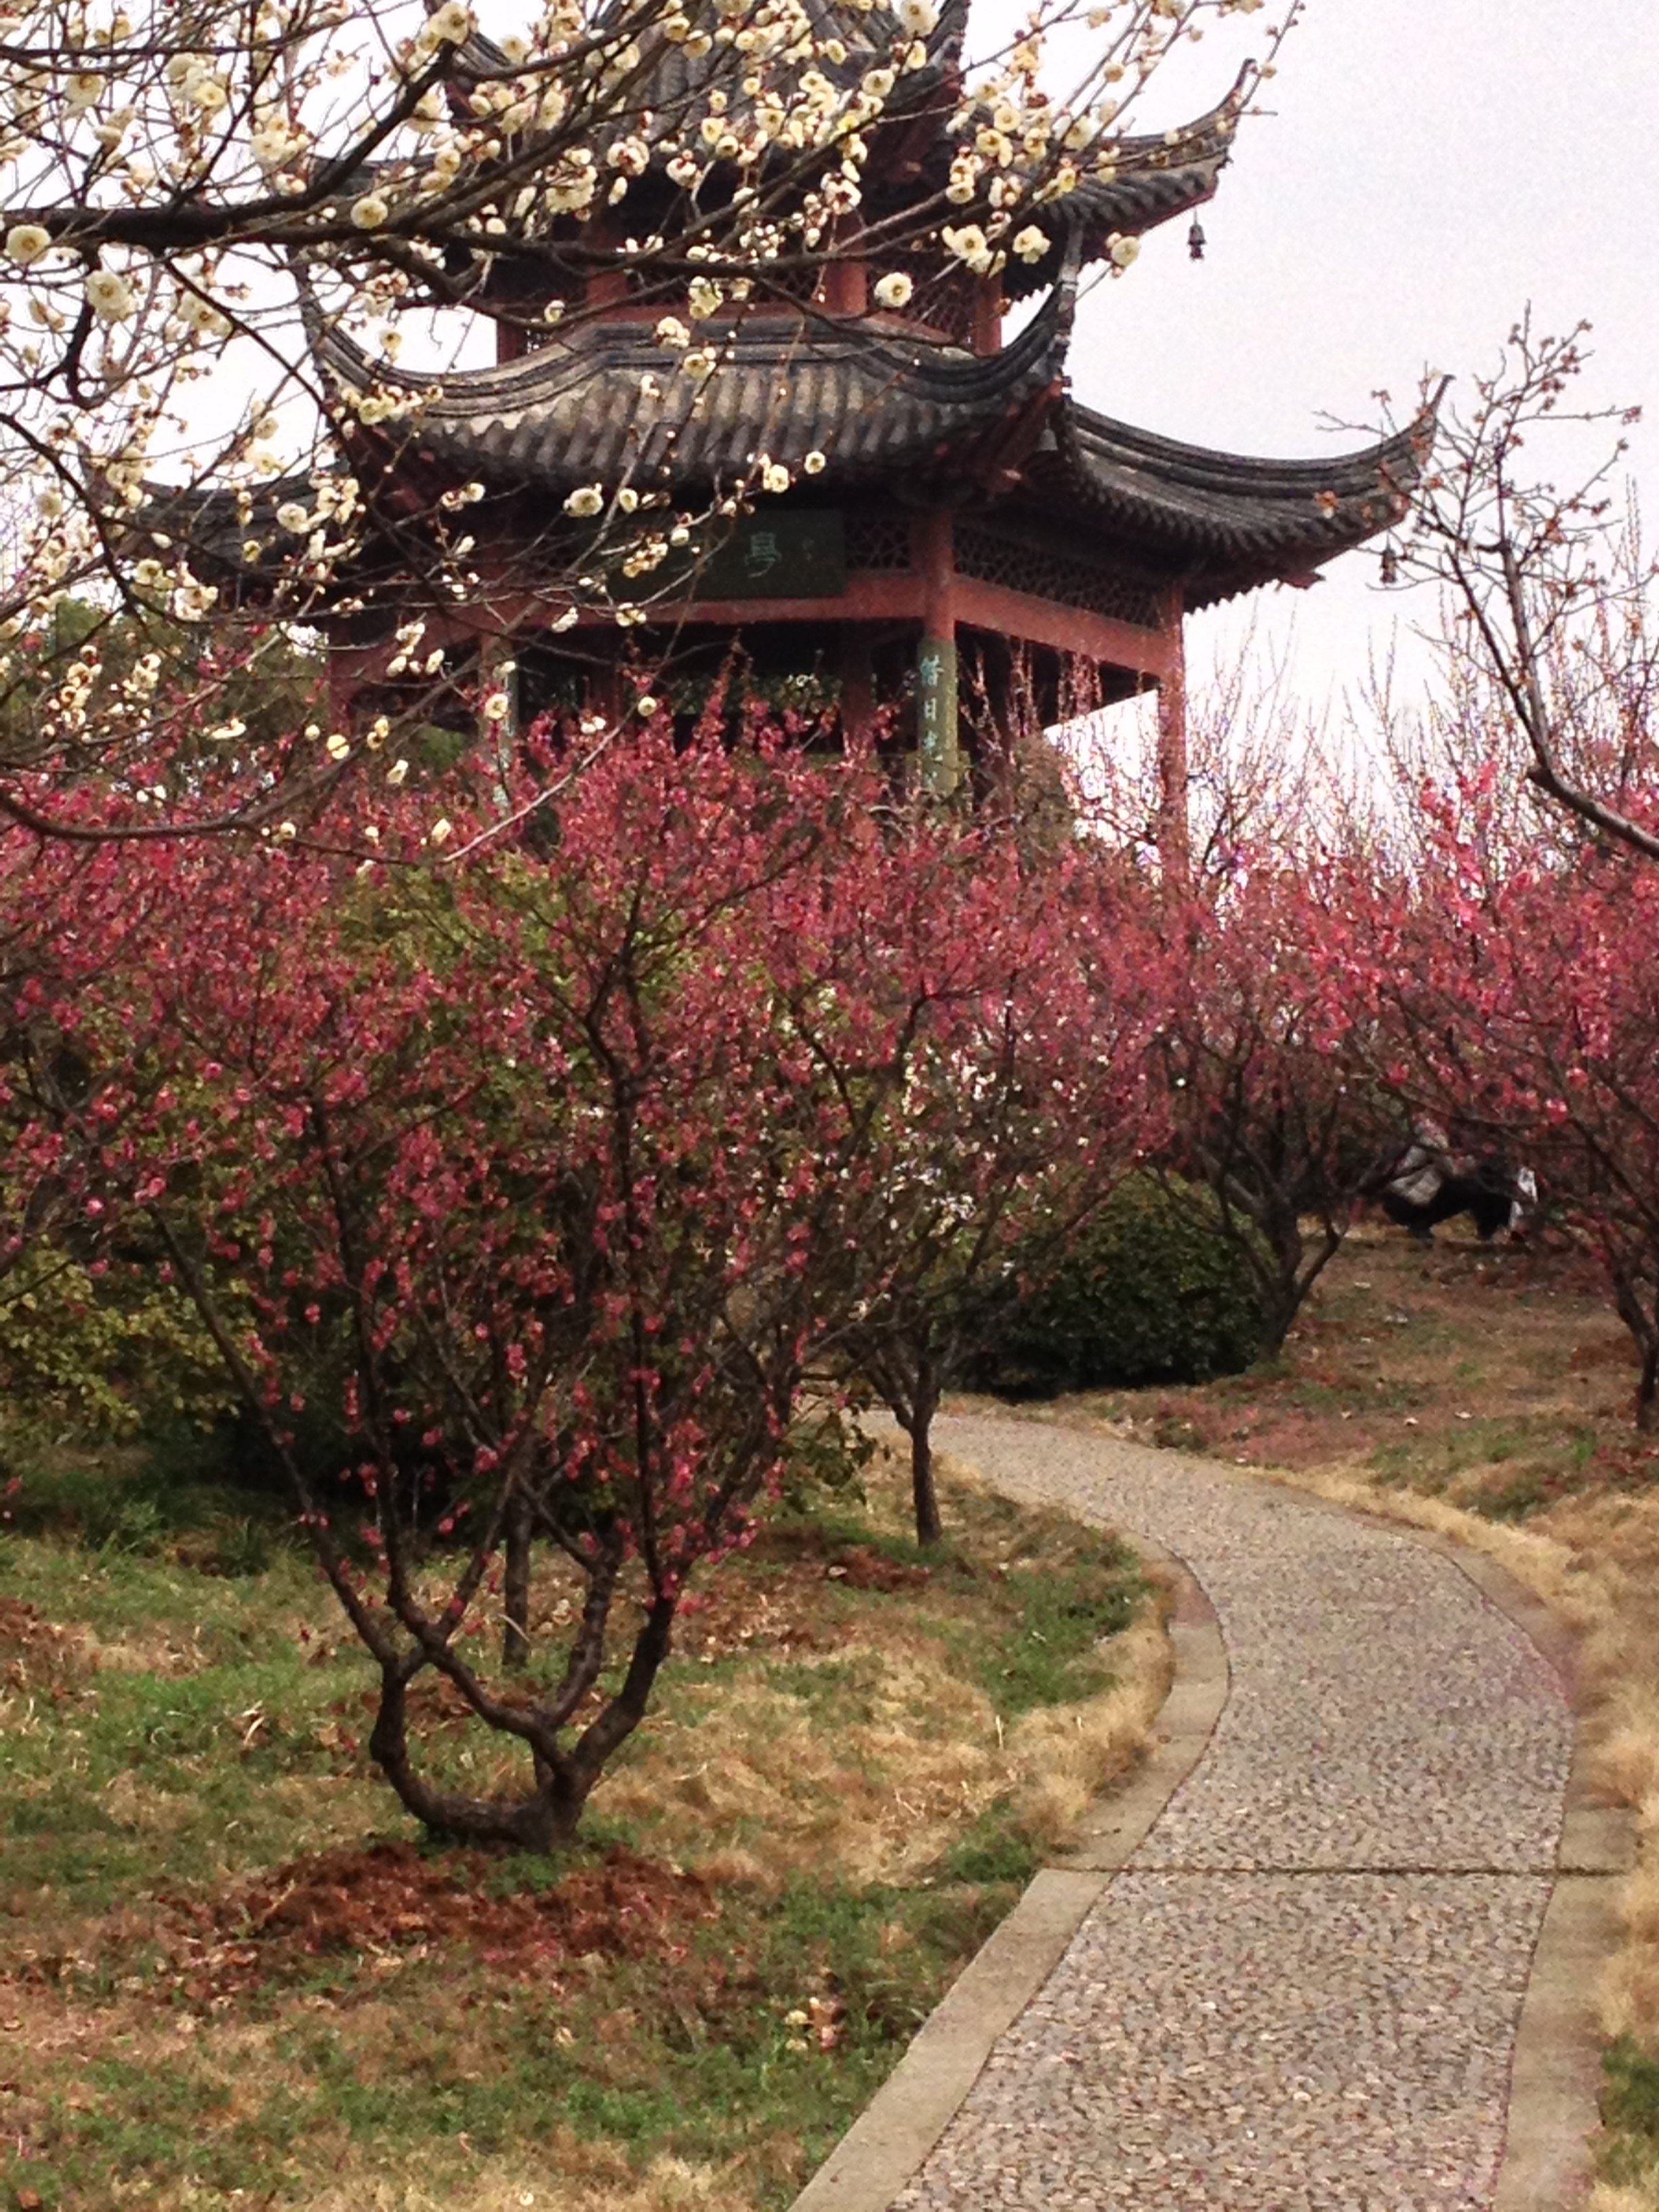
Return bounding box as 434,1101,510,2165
1047,0,1659,718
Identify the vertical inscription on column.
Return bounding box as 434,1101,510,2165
916,634,960,795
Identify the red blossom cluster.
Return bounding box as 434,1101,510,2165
8,690,1659,1847
0,726,1165,1843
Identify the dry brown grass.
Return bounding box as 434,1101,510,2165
302,2147,743,2212
586,1439,1172,1893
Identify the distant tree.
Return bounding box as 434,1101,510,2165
1158,857,1398,1350
823,841,1165,1544
1367,774,1659,1426
1387,312,1659,865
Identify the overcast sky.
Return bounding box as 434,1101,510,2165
1042,1,1659,718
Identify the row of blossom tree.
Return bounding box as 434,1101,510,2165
5,609,1659,1853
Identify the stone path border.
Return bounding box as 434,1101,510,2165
790,1424,1634,2212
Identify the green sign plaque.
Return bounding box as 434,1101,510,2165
688,510,847,601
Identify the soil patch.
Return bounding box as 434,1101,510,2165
0,1597,83,1692
169,1842,717,1988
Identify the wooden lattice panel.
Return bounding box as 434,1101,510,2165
845,510,914,571
953,523,1163,630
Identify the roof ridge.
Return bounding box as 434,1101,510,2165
310,275,1076,416
1059,396,1437,497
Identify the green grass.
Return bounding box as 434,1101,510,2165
14,1867,1021,2209
975,1545,1139,1717
0,1433,1149,2211
1601,2034,1659,2188
1366,1412,1616,1523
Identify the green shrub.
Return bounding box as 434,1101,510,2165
779,1401,875,1511
977,1174,1269,1393
0,1250,237,1445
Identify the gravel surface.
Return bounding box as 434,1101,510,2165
891,1413,1574,2211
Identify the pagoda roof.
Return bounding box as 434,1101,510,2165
314,281,1072,494
447,0,967,155
312,280,1431,603
1000,74,1245,303
1031,401,1435,608
438,3,1240,287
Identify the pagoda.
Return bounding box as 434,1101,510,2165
272,1,1431,843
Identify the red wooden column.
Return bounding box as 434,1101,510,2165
913,510,960,796
1156,583,1191,881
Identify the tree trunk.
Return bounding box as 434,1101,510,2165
502,1492,532,1671
369,1662,583,1852
1639,1341,1658,1433
910,1364,942,1547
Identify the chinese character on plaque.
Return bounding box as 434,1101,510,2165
745,531,781,578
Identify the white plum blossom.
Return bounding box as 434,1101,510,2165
179,291,230,337
5,224,51,266
276,501,310,533
564,484,604,518
873,270,913,310
761,461,790,494
803,451,827,475
1108,232,1141,269
85,268,136,323
1012,225,1050,264
426,1,473,44
941,223,997,276
350,192,390,229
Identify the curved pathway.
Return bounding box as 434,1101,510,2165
797,1414,1627,2212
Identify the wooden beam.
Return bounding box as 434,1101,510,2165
972,277,1004,356
543,575,929,630
950,577,1177,678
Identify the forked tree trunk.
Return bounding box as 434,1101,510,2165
1639,1342,1658,1433
367,1596,680,1853
369,1665,587,1851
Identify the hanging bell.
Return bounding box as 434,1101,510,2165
1187,216,1206,262
1380,547,1400,586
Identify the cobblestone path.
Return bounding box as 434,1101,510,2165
895,1414,1578,2212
